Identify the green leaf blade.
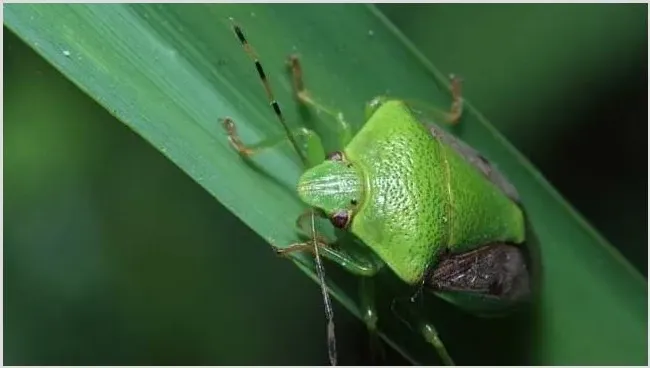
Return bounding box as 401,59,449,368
5,4,646,365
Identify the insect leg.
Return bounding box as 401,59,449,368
446,74,463,124
391,298,455,365
221,118,326,168
277,231,385,362
287,55,353,147
359,276,386,363
273,237,381,277
273,210,383,277
369,74,464,125
409,74,463,125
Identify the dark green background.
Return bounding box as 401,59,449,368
4,4,647,365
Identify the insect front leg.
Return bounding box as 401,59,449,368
278,237,387,362
275,210,387,361
221,118,326,168
275,210,384,277
278,237,386,361
287,55,353,148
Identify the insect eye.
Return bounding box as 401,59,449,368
326,151,344,161
329,210,350,229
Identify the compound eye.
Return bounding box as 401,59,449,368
326,151,344,161
329,210,350,229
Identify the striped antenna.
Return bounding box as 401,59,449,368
230,19,307,167
230,20,337,366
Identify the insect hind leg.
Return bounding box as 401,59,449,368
391,297,455,365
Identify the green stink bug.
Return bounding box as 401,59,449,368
222,20,531,365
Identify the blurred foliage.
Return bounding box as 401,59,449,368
4,4,647,366
3,28,376,365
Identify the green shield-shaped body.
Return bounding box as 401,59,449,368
299,100,525,285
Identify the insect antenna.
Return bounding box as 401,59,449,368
308,209,338,366
230,20,337,365
229,19,307,167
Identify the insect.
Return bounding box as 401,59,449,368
221,20,531,366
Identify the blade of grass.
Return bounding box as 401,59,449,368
5,4,646,365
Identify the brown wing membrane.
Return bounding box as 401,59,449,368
426,243,530,303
